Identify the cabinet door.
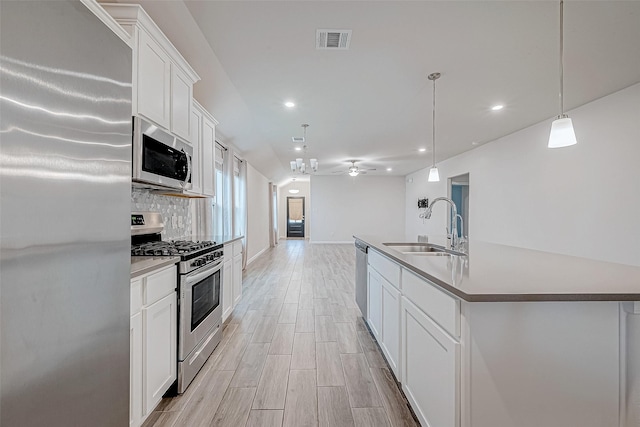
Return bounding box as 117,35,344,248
222,260,233,321
170,64,192,140
137,29,170,128
367,268,382,340
201,117,216,197
130,312,143,427
381,279,401,378
189,106,203,195
232,254,243,306
143,293,177,416
401,296,459,427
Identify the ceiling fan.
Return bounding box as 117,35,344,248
333,160,376,177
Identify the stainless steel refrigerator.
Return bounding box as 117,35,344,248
1,2,132,425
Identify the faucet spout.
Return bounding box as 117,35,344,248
426,197,458,250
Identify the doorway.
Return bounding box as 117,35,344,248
448,173,469,239
286,197,305,238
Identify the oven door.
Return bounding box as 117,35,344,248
179,260,222,360
132,116,192,190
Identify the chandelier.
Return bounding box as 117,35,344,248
290,124,318,174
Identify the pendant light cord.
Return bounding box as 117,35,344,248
559,0,564,117
432,77,436,168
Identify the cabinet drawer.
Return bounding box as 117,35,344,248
232,241,242,257
144,265,177,306
402,269,459,338
368,249,400,289
131,278,143,315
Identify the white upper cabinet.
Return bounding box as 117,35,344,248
189,100,218,198
189,106,203,195
103,4,199,138
201,115,216,197
137,29,170,128
170,64,192,140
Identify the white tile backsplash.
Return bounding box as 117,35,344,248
131,188,191,239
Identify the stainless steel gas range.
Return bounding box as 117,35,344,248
131,212,223,393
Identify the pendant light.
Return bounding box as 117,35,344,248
289,124,318,173
427,72,441,182
548,0,577,148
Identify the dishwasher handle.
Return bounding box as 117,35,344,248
355,240,368,253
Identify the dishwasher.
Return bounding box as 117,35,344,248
355,240,368,317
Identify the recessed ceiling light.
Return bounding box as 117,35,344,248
294,147,302,151
491,104,504,111
418,148,427,152
471,141,480,146
284,101,295,108
386,168,392,172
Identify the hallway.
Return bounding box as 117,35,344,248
143,240,418,427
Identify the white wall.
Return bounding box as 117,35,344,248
311,175,406,243
406,83,640,266
278,180,311,239
246,163,270,263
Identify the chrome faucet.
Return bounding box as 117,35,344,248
424,197,458,250
455,214,464,240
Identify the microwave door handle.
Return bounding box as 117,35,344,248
185,260,222,286
182,148,191,189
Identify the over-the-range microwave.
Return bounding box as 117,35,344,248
132,116,193,191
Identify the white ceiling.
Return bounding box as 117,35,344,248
122,1,640,184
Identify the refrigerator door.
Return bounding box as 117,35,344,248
0,2,132,426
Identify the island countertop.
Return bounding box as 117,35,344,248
354,235,640,302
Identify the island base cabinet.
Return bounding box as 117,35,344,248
462,301,620,427
402,296,459,427
367,268,383,340
143,292,177,416
381,279,401,378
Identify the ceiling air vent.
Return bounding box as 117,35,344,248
316,29,352,50
292,137,305,143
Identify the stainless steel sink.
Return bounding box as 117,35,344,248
383,242,465,256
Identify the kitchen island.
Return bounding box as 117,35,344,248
354,235,640,427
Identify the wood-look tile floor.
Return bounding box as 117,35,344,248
143,240,419,427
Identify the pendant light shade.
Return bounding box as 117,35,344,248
428,167,440,182
427,72,441,182
548,0,577,148
548,116,577,148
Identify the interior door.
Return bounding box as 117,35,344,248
286,197,305,238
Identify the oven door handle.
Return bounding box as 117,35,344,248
185,260,222,286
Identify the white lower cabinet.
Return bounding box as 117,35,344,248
143,292,177,415
223,240,243,317
367,267,383,340
129,311,143,427
401,296,459,427
380,279,401,378
222,257,233,321
232,251,243,305
130,265,177,427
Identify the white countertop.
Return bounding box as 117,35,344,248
355,235,640,302
130,256,180,279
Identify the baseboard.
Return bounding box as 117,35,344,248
247,247,268,265
310,240,353,244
